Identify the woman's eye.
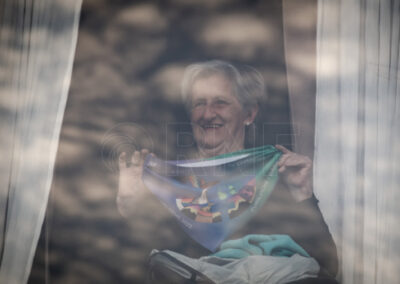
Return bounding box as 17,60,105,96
216,100,228,106
192,102,205,108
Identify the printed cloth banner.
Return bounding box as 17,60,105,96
142,145,282,251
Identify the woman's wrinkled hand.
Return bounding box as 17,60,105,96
117,149,151,217
275,145,313,202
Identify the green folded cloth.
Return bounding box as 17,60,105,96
212,234,310,259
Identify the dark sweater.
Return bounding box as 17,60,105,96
234,182,339,277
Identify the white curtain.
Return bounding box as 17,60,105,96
315,0,399,283
0,0,82,283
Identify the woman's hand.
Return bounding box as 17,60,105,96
275,145,313,202
117,149,150,217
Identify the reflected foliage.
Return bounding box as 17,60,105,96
29,0,296,283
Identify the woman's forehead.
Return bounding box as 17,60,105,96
191,74,235,99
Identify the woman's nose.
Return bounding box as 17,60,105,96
202,104,216,120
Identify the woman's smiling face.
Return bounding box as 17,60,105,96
190,73,256,157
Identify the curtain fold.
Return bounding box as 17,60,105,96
315,0,399,283
0,0,82,283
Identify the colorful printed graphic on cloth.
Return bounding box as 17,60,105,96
142,145,282,251
176,176,256,223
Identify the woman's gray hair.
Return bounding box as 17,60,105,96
181,60,266,111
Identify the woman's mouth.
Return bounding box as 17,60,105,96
202,124,223,130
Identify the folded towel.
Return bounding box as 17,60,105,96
213,234,310,259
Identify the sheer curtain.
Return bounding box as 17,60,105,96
315,0,399,284
0,0,82,283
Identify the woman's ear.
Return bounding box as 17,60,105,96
245,105,258,125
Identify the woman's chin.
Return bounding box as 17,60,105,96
197,141,229,157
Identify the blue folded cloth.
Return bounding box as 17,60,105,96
212,234,310,259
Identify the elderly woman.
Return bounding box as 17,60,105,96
117,60,338,278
